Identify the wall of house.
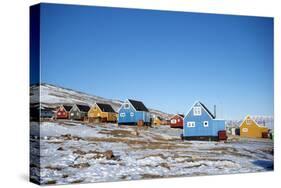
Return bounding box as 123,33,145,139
56,107,68,119
183,104,225,137
170,116,183,127
107,112,117,122
88,107,107,119
240,121,268,138
118,105,150,124
40,110,53,118
69,106,85,120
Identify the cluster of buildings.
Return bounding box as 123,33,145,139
31,99,270,141
55,103,117,122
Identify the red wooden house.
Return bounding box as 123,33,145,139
170,114,184,129
56,105,73,119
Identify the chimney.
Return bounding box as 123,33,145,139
214,105,216,119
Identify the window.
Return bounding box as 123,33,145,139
130,112,134,117
178,119,181,122
58,112,61,115
93,107,97,111
187,122,195,127
246,119,251,125
120,113,125,117
203,121,209,127
193,107,201,116
124,103,130,109
242,128,248,132
171,119,176,124
71,113,74,116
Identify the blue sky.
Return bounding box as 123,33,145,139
37,3,273,120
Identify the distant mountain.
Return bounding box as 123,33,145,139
30,83,172,119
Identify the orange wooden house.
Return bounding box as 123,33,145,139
239,115,269,138
88,103,117,123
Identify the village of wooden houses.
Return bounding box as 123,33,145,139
31,99,273,141
30,84,274,185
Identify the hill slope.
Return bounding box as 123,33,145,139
30,83,172,119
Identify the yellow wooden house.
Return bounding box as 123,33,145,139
152,116,167,125
240,115,269,138
88,103,117,123
153,116,162,125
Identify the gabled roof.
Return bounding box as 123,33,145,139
178,114,184,118
96,103,116,113
128,99,149,112
62,105,73,112
171,114,184,119
239,115,267,128
41,107,55,111
77,104,90,112
198,102,215,119
185,101,215,119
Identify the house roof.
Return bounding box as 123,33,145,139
239,115,267,128
63,105,73,112
96,103,116,113
178,114,184,118
184,101,215,119
128,99,149,112
198,101,215,119
41,107,55,111
77,104,90,112
171,114,184,119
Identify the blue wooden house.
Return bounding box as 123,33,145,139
118,99,151,126
183,101,225,141
40,106,55,119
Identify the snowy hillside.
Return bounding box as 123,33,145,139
30,83,172,119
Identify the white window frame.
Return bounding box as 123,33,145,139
124,103,130,109
130,112,134,117
171,119,177,124
203,121,209,127
187,121,195,127
246,119,251,125
242,128,248,132
193,107,202,116
120,113,125,117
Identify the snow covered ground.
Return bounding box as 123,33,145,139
30,121,274,185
